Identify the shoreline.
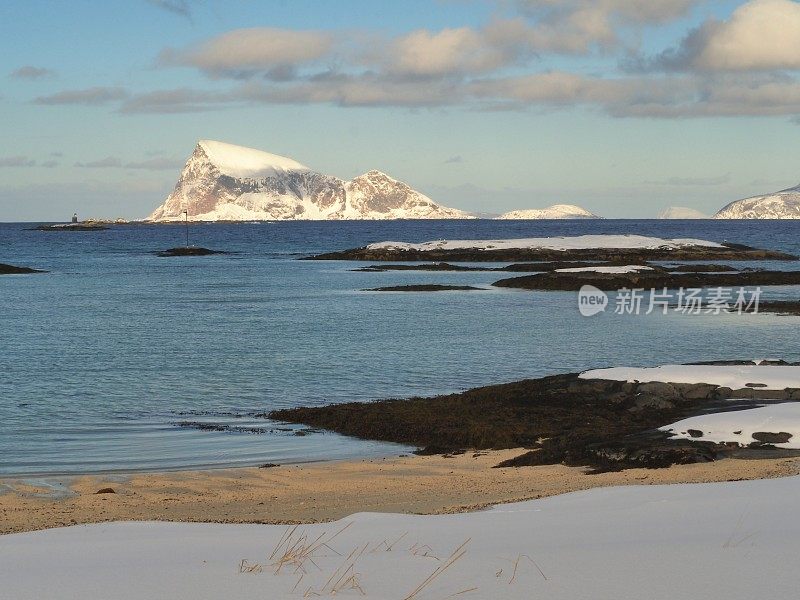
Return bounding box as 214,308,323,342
3,449,799,536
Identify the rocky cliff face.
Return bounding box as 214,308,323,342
147,140,471,221
714,186,800,219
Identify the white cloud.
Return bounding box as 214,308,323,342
159,28,334,79
632,0,800,72
696,0,800,70
75,157,122,168
516,0,700,24
9,66,55,79
124,157,184,170
0,156,36,167
386,27,512,76
34,87,129,105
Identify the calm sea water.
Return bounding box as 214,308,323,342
1,219,799,475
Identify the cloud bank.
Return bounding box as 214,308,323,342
31,0,800,120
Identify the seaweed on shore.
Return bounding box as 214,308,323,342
270,373,800,472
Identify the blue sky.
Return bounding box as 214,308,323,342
2,0,800,220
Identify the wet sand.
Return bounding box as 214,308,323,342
3,450,800,535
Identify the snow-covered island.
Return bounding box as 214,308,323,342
496,204,600,219
658,206,709,219
147,140,471,221
309,234,796,262
715,184,800,219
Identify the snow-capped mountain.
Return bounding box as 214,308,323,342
658,206,708,219
495,204,600,219
147,140,471,221
714,185,800,219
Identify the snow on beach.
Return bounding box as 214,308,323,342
580,364,800,390
4,476,800,599
367,234,725,252
661,403,800,449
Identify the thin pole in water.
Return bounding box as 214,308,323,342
183,210,189,247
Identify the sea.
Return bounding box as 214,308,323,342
1,219,799,476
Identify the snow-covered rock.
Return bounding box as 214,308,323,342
580,364,800,391
496,204,600,219
147,140,471,221
555,265,654,274
368,235,724,252
661,403,800,449
714,185,800,219
658,206,708,219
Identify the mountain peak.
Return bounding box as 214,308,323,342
147,140,471,221
357,169,395,180
197,139,310,179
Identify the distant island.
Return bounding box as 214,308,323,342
147,140,472,221
714,184,800,219
495,204,600,219
658,207,708,219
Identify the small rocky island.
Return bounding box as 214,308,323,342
366,284,483,292
33,222,109,231
0,263,45,275
492,267,800,291
309,235,797,262
156,247,227,257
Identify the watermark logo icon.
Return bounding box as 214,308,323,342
577,286,761,316
578,285,608,316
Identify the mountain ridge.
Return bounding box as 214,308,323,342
714,185,800,219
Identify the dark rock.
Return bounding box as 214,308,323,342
678,383,719,400
95,488,116,494
637,382,680,398
157,247,226,257
0,263,45,275
307,244,796,263
354,262,490,273
632,395,675,411
269,371,800,472
365,284,483,292
752,431,793,444
492,269,800,292
258,463,279,469
687,429,704,438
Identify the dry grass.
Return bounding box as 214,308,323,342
504,553,547,584
403,538,470,600
239,528,550,598
268,523,352,575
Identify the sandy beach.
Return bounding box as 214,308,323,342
3,450,799,535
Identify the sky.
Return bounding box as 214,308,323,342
2,0,800,220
